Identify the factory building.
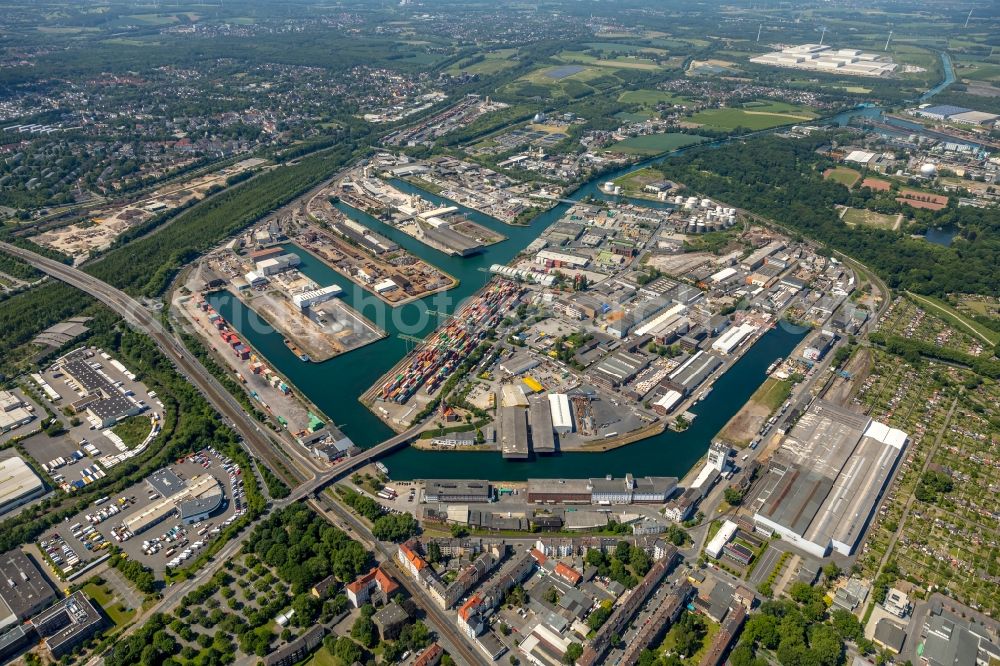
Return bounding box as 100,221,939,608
423,226,483,257
535,249,589,269
499,406,529,459
291,285,343,311
590,350,649,390
750,44,896,77
526,474,677,505
59,350,144,428
652,390,683,416
803,332,837,362
527,397,555,454
739,241,786,272
752,400,907,557
590,474,677,504
711,323,758,355
548,393,573,435
424,480,492,503
0,457,45,517
255,252,301,275
0,550,57,631
705,520,738,559
665,351,723,396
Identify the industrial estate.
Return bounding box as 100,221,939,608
0,1,997,666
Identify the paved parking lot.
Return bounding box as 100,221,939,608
36,447,246,578
21,351,164,495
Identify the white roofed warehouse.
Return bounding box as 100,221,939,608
751,400,907,557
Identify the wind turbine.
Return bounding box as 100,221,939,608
756,23,763,43
819,26,827,46
884,30,893,51
964,9,973,28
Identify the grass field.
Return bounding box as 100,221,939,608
959,61,1000,83
753,377,793,411
604,133,707,155
657,614,720,666
841,207,900,230
553,51,664,71
446,49,518,75
305,647,341,666
83,581,136,628
689,106,814,131
111,415,152,449
583,42,671,56
824,166,862,187
614,167,666,193
618,89,694,107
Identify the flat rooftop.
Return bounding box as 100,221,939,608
424,480,492,498
0,457,44,512
0,549,57,624
528,397,555,454
755,400,907,555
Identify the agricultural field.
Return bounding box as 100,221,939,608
445,49,518,76
955,60,1000,83
604,132,708,156
504,64,622,99
688,104,816,131
618,89,696,108
553,50,683,71
824,167,862,188
840,207,900,230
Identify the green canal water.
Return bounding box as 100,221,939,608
202,66,959,481
207,153,806,481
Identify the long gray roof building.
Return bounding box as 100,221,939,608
752,400,907,557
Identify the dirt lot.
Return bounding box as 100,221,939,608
716,377,790,447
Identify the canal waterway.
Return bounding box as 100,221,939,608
206,54,954,480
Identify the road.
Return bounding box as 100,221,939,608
2,242,489,661
0,241,321,485
310,495,490,666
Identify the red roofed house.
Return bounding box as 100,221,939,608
530,548,548,565
457,594,484,638
345,566,400,608
414,643,443,666
554,562,583,586
397,539,429,578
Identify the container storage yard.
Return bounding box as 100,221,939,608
365,278,521,429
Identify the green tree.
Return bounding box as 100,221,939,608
564,642,584,664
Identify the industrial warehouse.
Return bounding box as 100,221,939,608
750,400,908,558
0,457,46,517
57,350,145,429
122,469,224,536
750,44,897,77
526,474,678,505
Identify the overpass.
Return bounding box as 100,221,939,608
0,242,325,483
0,242,424,499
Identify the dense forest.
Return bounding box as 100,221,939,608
658,135,1000,297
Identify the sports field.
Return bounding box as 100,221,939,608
605,133,707,156
841,207,900,230
823,167,862,187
